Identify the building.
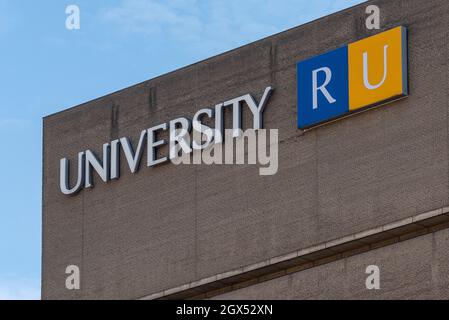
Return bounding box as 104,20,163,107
42,0,449,299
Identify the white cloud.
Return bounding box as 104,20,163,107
101,0,363,54
102,0,202,40
100,0,365,56
100,0,289,52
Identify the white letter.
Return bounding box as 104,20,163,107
365,265,380,290
214,103,224,144
258,129,278,176
223,97,243,138
169,117,192,162
60,152,85,195
85,143,110,188
365,5,380,30
120,130,147,173
65,265,80,290
192,108,215,150
65,5,80,30
242,86,274,130
235,129,257,165
312,67,336,109
201,143,223,165
110,139,120,180
224,129,235,164
363,45,389,90
204,307,210,318
147,123,168,166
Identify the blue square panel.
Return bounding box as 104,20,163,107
297,46,349,129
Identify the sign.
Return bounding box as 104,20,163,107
297,26,408,129
59,87,274,195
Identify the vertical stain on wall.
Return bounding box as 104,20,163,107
269,43,277,83
355,15,366,38
110,103,120,140
148,86,157,117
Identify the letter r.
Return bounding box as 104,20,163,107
312,67,336,109
297,46,348,129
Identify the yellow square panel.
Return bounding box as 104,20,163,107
348,26,408,111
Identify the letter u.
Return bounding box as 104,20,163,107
363,45,389,90
60,152,85,195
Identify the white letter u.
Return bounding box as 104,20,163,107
363,45,389,90
60,152,85,195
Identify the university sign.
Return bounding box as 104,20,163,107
59,27,409,196
59,87,275,195
297,26,408,129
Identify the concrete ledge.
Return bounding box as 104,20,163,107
139,207,449,300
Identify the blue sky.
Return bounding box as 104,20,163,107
0,0,365,299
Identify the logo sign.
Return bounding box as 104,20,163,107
297,26,408,129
